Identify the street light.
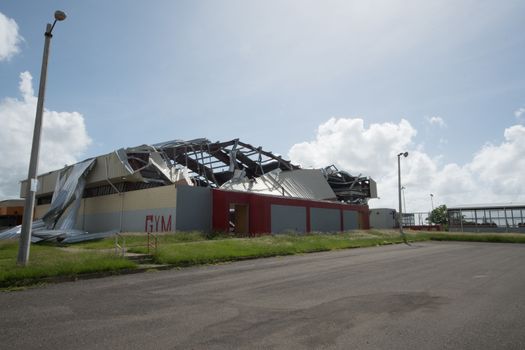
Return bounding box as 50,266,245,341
397,152,408,243
429,193,435,225
401,186,407,214
17,10,67,266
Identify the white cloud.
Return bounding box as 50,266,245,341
0,72,91,199
514,107,525,120
427,116,446,127
289,118,416,177
0,12,22,61
467,125,525,196
289,117,525,212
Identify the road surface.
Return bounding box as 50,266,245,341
1,241,524,349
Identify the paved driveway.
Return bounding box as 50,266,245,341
1,241,524,349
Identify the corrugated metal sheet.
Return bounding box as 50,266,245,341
0,159,101,243
220,169,337,200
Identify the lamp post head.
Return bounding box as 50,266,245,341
47,10,66,36
54,10,67,21
397,151,409,158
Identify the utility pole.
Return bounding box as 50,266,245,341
397,152,408,243
401,186,407,213
17,11,67,266
429,193,434,225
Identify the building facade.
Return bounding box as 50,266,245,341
448,203,525,233
31,185,368,235
10,138,374,241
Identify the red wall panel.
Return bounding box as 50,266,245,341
212,189,369,235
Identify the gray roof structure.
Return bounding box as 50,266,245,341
21,138,377,205
448,203,525,210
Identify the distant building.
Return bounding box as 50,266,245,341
448,203,525,233
401,213,415,226
0,199,24,229
369,209,415,229
370,209,440,231
369,208,397,229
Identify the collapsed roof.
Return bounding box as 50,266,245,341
22,138,377,204
4,138,377,242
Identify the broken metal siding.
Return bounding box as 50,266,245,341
2,159,98,242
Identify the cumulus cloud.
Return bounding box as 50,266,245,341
427,116,446,127
468,125,525,195
0,12,22,61
289,118,416,177
0,72,91,199
289,118,525,212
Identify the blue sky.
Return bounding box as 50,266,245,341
1,1,525,211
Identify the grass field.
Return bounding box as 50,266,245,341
73,231,208,250
128,230,427,265
424,232,525,244
2,229,524,289
131,231,524,266
0,240,136,288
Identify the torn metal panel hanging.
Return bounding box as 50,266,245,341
1,158,96,242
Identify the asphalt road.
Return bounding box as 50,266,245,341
1,241,525,349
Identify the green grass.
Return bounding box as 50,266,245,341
73,231,207,249
424,232,525,244
0,240,136,288
132,230,428,266
3,229,523,289
119,229,525,267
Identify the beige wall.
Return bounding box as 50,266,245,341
34,204,51,220
32,185,212,233
80,185,178,215
78,185,179,233
20,152,142,198
20,171,59,198
34,186,177,228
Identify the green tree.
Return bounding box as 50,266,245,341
427,205,448,225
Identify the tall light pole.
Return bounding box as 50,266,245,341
397,152,408,243
429,193,435,225
401,186,407,213
17,10,67,266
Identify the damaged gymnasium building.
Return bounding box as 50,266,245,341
1,138,377,242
